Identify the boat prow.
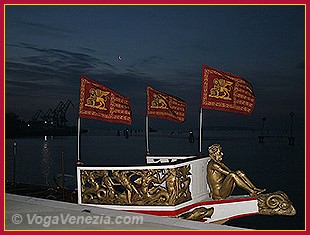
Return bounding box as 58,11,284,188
76,154,295,224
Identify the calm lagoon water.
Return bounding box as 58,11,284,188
5,129,305,230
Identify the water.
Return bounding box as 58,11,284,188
5,129,305,230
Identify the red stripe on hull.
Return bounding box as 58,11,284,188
127,197,257,217
228,212,259,221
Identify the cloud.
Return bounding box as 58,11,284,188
11,20,74,37
4,44,155,121
129,55,165,69
6,43,199,98
79,47,97,53
139,56,163,66
5,43,107,112
6,43,108,80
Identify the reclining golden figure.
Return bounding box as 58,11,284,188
207,143,265,200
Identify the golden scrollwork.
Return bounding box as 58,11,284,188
80,165,192,206
257,191,296,216
80,170,101,202
85,88,110,110
150,94,168,109
209,78,233,100
177,207,214,221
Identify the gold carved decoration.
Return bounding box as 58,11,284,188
150,94,168,109
85,88,110,110
209,78,233,100
177,207,214,221
80,165,192,206
257,191,296,216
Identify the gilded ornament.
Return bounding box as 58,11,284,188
257,191,296,216
177,207,214,221
80,165,192,206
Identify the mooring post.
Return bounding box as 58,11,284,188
258,117,266,143
12,142,17,191
61,151,65,201
288,112,295,145
188,131,195,143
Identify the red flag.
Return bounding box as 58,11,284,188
79,76,132,125
146,86,186,123
201,65,256,115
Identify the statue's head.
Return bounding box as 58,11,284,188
208,144,223,161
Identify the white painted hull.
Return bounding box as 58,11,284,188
80,196,259,224
77,155,260,224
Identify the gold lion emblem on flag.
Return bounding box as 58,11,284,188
85,88,110,110
151,94,168,109
209,78,233,100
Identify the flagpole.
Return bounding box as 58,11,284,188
77,117,81,163
199,108,203,154
146,115,150,155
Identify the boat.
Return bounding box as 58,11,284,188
75,71,296,225
76,153,296,224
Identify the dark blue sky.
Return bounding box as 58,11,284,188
5,5,305,131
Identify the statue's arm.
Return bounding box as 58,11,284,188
212,163,231,175
220,163,233,172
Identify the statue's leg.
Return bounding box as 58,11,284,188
221,172,256,197
219,175,236,198
236,170,256,188
167,189,177,204
126,190,132,204
236,170,266,194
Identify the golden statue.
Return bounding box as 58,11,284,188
112,170,142,204
81,171,100,201
97,170,117,200
135,170,165,197
158,168,179,204
134,169,170,204
207,144,265,200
